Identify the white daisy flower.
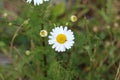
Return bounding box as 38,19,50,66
26,0,32,3
26,0,49,5
48,26,74,52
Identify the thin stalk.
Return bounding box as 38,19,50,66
41,25,47,77
114,62,120,80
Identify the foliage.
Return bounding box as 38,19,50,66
0,0,120,80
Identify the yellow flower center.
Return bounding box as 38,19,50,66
56,34,67,44
41,31,45,36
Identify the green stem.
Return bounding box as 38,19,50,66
41,24,47,77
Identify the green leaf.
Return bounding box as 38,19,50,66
0,41,6,47
52,3,65,17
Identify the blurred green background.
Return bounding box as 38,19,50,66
0,0,120,80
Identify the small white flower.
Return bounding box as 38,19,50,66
26,0,49,5
25,50,31,55
3,13,8,17
48,26,74,52
23,19,30,24
40,30,48,37
8,22,12,26
70,15,78,22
